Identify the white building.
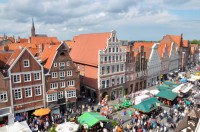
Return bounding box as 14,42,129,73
169,42,179,72
147,43,161,87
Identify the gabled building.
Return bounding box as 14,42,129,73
160,34,190,71
121,43,136,95
190,44,199,67
146,43,161,87
40,43,80,113
0,48,45,117
70,30,126,101
158,43,170,81
132,42,148,91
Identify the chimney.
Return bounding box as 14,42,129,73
4,44,9,51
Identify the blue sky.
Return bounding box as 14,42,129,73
0,0,199,41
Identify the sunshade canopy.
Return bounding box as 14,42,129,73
156,91,178,101
33,108,51,116
156,85,172,91
133,97,161,113
78,112,109,129
180,78,187,83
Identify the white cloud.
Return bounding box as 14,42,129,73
0,0,199,40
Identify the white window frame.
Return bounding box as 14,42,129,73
24,73,31,82
14,89,22,100
35,85,41,96
65,90,76,98
52,72,57,78
60,82,65,88
47,93,57,102
60,71,65,80
0,91,8,102
13,74,21,83
59,62,65,70
58,91,64,99
23,59,30,67
25,87,32,98
54,62,57,67
67,70,72,76
67,80,75,87
50,83,58,89
34,72,40,80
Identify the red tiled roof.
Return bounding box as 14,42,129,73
70,32,111,66
40,44,59,70
20,38,28,43
133,42,154,60
28,47,39,56
64,40,75,49
158,43,167,58
46,89,57,94
0,43,37,51
183,40,188,47
30,36,60,45
6,49,23,66
168,34,182,46
0,52,12,67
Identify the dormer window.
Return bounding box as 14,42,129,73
24,60,30,67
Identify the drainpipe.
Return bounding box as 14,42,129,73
8,70,14,114
42,68,46,108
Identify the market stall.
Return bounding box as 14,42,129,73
156,91,178,106
78,112,109,132
149,89,160,95
134,95,150,105
133,97,161,113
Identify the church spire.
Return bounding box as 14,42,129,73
31,18,35,37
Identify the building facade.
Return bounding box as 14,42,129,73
158,43,169,81
40,43,80,113
133,43,148,91
147,43,161,87
0,48,46,116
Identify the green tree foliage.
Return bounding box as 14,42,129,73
190,40,200,44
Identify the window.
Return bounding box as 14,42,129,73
117,65,119,72
121,77,124,84
54,63,57,67
82,65,85,71
104,56,107,62
24,60,30,67
35,86,41,96
116,55,118,61
67,80,75,86
0,92,7,102
101,67,105,75
60,71,65,80
112,56,115,61
58,91,63,99
106,80,110,88
47,94,57,102
50,83,58,89
52,72,57,78
108,56,111,61
102,80,105,88
34,72,40,80
120,64,124,71
65,90,76,98
60,82,65,88
66,61,70,66
112,48,115,52
24,74,31,82
107,66,110,74
109,48,111,52
59,62,65,69
116,47,119,52
13,75,21,83
14,89,22,100
112,79,115,86
112,65,115,73
25,87,32,98
67,70,72,76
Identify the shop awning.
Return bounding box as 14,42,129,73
149,89,160,95
156,85,172,91
0,107,11,117
78,112,109,129
156,91,178,101
133,97,161,113
172,84,185,93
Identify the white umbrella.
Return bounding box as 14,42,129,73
56,122,79,132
